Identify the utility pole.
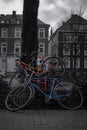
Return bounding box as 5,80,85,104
21,0,39,64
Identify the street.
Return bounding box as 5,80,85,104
0,110,87,130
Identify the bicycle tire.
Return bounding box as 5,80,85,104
5,85,32,111
57,85,83,110
41,56,65,76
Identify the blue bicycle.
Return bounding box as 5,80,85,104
5,69,83,111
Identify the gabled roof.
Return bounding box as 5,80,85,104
68,14,87,24
58,14,87,30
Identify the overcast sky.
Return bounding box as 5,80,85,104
0,0,87,30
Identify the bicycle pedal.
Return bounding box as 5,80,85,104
44,97,52,104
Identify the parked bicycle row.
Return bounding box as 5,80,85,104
0,51,87,111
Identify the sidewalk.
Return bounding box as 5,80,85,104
0,110,87,130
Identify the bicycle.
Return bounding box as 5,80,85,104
9,51,65,88
5,63,83,111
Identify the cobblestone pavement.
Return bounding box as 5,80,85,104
0,110,87,130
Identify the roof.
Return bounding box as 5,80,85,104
0,14,23,24
49,14,87,41
0,11,50,27
58,14,87,30
38,19,50,26
68,14,87,24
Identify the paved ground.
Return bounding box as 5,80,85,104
0,110,87,130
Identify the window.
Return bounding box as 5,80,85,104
73,58,80,68
5,19,10,24
1,42,7,56
78,35,84,42
79,25,83,30
63,34,78,43
39,28,45,38
38,42,45,56
84,25,87,30
16,19,21,24
73,44,80,55
1,21,5,23
84,58,87,68
15,28,21,38
63,44,70,55
73,24,78,30
64,35,72,43
72,35,78,43
84,45,87,56
1,28,8,38
63,57,70,68
14,41,21,56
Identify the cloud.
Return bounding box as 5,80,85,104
38,0,87,30
0,0,23,14
2,0,15,3
79,0,87,5
45,0,57,5
0,0,87,30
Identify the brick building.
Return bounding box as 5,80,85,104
0,11,50,75
49,14,87,73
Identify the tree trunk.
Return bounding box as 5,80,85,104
21,0,39,64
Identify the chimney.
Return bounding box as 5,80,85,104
62,21,65,25
12,11,16,17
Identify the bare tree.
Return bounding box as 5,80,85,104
76,5,85,17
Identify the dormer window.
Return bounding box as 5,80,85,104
16,19,21,24
1,21,5,23
5,19,10,24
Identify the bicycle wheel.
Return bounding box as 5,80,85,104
41,56,65,76
9,68,27,88
5,85,32,111
57,85,83,110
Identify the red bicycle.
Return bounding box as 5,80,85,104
9,51,65,89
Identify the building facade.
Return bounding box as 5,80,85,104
0,11,50,75
49,14,87,73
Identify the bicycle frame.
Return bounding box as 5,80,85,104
15,52,65,76
27,72,71,99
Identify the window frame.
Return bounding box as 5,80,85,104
15,27,21,38
14,41,21,56
38,42,45,56
5,19,10,24
63,44,70,55
38,28,45,38
1,28,8,38
16,19,21,24
1,42,7,56
73,58,80,68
